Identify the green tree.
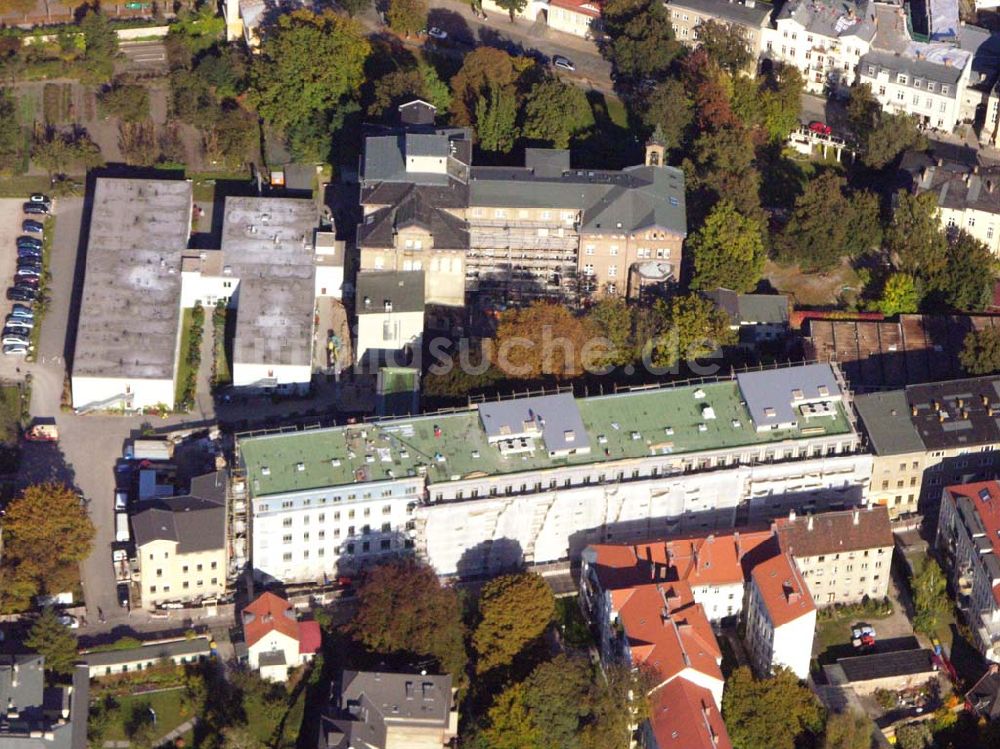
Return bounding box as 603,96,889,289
339,0,372,16
645,294,736,370
0,89,22,173
911,558,949,637
895,722,933,749
449,47,525,126
689,201,765,292
522,78,594,149
696,20,753,74
348,559,467,685
759,64,804,143
691,126,762,218
248,10,370,131
642,79,693,152
475,82,519,153
473,572,556,674
79,10,119,84
602,0,681,81
822,710,873,749
931,231,995,312
586,296,636,368
886,190,947,277
0,483,95,612
32,130,104,176
845,189,883,257
478,682,542,749
123,700,157,749
868,273,921,316
722,666,824,749
25,609,79,677
494,302,601,380
387,0,428,36
961,327,1000,375
98,83,151,123
495,0,528,20
864,112,925,170
778,172,854,272
369,64,450,120
580,663,654,749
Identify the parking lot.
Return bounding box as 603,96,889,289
0,198,46,376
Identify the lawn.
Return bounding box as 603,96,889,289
555,595,593,649
174,307,201,410
815,604,895,663
102,688,189,742
0,384,25,474
211,304,232,390
764,256,864,308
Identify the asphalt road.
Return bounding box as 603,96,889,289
362,0,614,93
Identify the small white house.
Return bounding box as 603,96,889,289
242,592,321,682
745,552,817,678
355,271,425,367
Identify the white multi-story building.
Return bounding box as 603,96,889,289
938,481,1000,662
745,551,817,678
238,363,872,584
858,47,971,132
764,0,876,94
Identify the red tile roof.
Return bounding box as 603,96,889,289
298,620,322,656
750,552,816,628
617,581,722,687
650,678,734,749
549,0,602,17
588,529,776,591
945,481,1000,605
243,591,302,649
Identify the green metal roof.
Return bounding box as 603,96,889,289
239,380,853,497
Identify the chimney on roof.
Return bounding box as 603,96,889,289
853,508,860,525
912,404,918,416
938,158,945,167
807,514,814,531
788,508,796,523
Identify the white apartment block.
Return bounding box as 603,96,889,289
859,48,971,132
238,363,873,583
745,551,817,678
764,0,875,94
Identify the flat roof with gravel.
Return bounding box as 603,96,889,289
73,178,193,380
222,197,317,368
239,367,854,496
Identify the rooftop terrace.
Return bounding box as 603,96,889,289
239,370,854,497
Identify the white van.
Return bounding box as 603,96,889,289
115,512,130,543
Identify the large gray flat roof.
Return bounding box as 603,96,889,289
736,363,842,430
853,390,925,455
73,179,192,381
222,197,317,368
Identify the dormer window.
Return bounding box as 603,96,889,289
897,74,907,85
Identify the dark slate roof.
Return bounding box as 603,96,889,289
80,637,212,668
905,376,1000,451
705,289,789,326
406,134,449,158
853,391,925,455
398,99,436,126
131,471,226,553
837,648,935,682
258,650,287,667
469,162,687,237
777,0,876,41
959,25,1000,88
361,180,468,211
968,667,1000,719
357,185,469,251
901,149,1000,215
667,0,773,26
0,658,88,749
356,271,425,314
860,49,965,99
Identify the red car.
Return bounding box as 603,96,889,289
809,121,833,136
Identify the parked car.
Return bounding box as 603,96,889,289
7,287,36,302
56,614,78,629
29,194,50,205
10,305,33,320
553,56,576,71
117,582,130,608
6,317,32,330
21,220,43,234
808,120,832,136
22,203,49,215
3,343,28,356
17,237,42,250
17,249,42,261
427,26,448,40
4,325,31,338
17,256,42,268
14,269,41,280
2,334,29,346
